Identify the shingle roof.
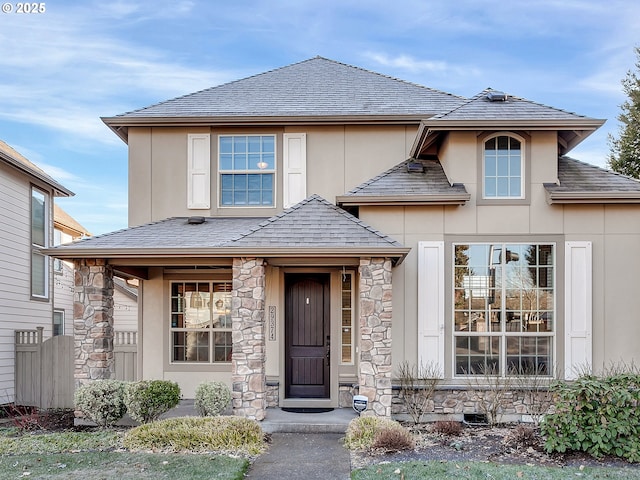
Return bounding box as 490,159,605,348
108,57,465,120
54,204,91,237
544,156,640,203
337,158,469,205
432,89,592,122
230,195,404,247
0,140,73,196
46,195,408,261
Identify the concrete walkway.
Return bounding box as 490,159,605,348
247,432,351,479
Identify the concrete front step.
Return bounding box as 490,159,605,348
261,408,358,434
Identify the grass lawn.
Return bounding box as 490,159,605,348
352,460,640,479
0,427,248,479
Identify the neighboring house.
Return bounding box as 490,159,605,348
47,57,640,421
0,140,73,403
53,204,91,336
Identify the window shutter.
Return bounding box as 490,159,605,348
564,241,592,380
418,241,445,378
283,133,306,208
187,134,210,209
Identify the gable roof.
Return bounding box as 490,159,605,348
411,89,605,157
45,195,409,264
337,158,470,206
54,204,91,238
102,57,465,142
0,140,73,197
544,156,640,203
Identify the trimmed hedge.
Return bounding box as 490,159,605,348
74,379,127,427
194,381,232,416
124,380,181,424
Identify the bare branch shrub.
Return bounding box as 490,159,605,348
464,363,512,426
396,360,441,424
432,420,463,436
512,364,553,426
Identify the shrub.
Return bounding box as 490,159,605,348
194,381,232,416
541,372,640,462
432,420,463,436
372,425,415,452
505,424,539,449
396,360,441,424
344,416,412,451
74,380,127,427
124,380,181,424
123,416,265,455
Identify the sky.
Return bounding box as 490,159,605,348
0,0,639,235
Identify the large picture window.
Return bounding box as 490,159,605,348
483,135,523,199
453,243,554,376
219,135,275,206
170,281,232,363
31,187,49,299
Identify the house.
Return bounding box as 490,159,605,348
47,57,640,421
53,204,91,336
0,140,73,404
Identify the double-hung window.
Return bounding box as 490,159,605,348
483,135,523,199
219,135,275,207
31,187,49,299
170,281,232,363
453,243,555,377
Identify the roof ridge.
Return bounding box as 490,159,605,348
116,57,466,117
345,159,412,195
432,90,486,119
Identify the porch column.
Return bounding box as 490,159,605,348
359,257,393,417
73,259,115,388
231,257,266,420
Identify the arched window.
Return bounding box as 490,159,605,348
483,135,523,199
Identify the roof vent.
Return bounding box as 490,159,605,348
406,161,425,174
486,91,508,102
187,216,205,225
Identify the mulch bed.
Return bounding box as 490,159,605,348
350,423,639,470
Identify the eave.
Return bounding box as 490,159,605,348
544,189,640,204
0,153,73,197
336,193,470,206
43,246,411,266
101,114,429,144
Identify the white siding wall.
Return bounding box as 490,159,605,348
0,164,54,402
114,286,138,332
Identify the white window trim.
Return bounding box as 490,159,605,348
31,186,49,300
53,309,65,336
482,133,525,200
451,242,556,378
340,270,355,365
217,134,277,209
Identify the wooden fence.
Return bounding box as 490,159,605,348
15,328,138,409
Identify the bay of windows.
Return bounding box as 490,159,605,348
453,243,555,376
219,135,275,206
170,281,232,363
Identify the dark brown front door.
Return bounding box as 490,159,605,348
285,273,330,398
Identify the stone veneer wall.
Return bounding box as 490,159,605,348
358,258,393,416
73,259,115,388
231,258,266,420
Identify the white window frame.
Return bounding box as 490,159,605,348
217,134,276,208
169,281,233,364
340,270,355,365
482,133,525,200
53,309,64,336
31,186,49,300
452,242,556,378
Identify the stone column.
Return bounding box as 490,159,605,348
231,258,266,420
358,257,393,417
73,259,115,388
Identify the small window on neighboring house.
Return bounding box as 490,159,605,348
53,310,64,336
219,135,275,207
170,281,232,363
483,135,523,199
31,187,49,299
